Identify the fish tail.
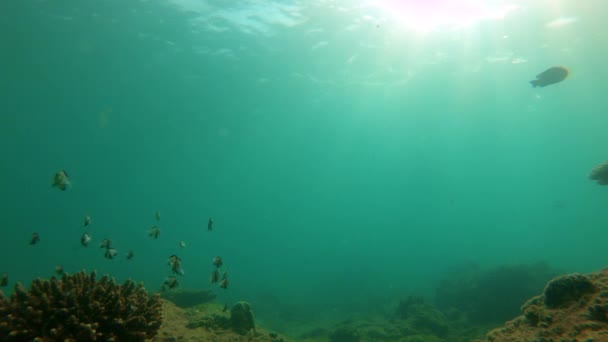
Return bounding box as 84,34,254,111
529,80,539,88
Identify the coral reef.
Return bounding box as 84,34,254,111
435,262,557,324
476,268,608,341
0,271,162,341
160,288,216,308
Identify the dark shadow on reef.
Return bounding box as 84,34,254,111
435,261,559,325
299,261,560,342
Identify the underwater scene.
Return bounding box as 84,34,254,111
2,0,608,341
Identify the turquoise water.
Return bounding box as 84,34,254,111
2,0,608,336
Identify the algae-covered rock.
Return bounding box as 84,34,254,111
230,301,255,335
160,288,216,308
543,274,596,308
329,326,361,342
476,269,608,342
396,296,449,336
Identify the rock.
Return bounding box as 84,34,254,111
160,288,216,308
329,327,361,342
229,301,255,335
477,269,608,342
395,297,449,337
543,274,596,308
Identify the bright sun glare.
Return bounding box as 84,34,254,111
375,0,513,32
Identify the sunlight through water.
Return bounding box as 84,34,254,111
374,0,517,32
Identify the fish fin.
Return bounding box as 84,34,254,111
529,80,539,88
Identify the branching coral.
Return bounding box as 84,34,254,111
0,271,162,341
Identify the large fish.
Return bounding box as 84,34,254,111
530,66,569,88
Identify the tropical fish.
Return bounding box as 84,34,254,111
84,215,92,227
149,226,161,239
155,210,161,222
30,232,40,245
211,269,220,284
104,248,118,260
208,218,214,231
168,255,183,275
126,250,134,260
99,239,112,249
589,161,608,185
0,273,7,287
163,276,179,290
530,66,569,88
81,233,91,247
55,265,64,276
52,170,71,191
212,256,223,268
219,272,228,289
179,241,186,249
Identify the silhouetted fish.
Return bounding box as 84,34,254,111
81,233,91,247
213,256,223,268
149,226,161,239
52,170,70,191
211,269,220,284
219,271,228,289
104,248,118,260
164,276,178,290
530,66,569,88
30,232,40,245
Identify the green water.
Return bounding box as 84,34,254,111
1,0,608,337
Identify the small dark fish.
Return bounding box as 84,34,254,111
589,161,608,185
30,232,40,245
126,250,134,260
99,239,112,249
530,66,569,88
219,271,228,289
81,233,91,247
149,226,160,239
211,269,220,284
104,248,118,260
212,256,223,268
208,218,214,231
168,254,183,275
55,265,64,276
155,210,161,222
164,276,179,289
52,170,70,191
84,215,92,227
0,273,7,287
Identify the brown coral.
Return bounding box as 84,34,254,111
0,271,162,341
589,161,608,185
